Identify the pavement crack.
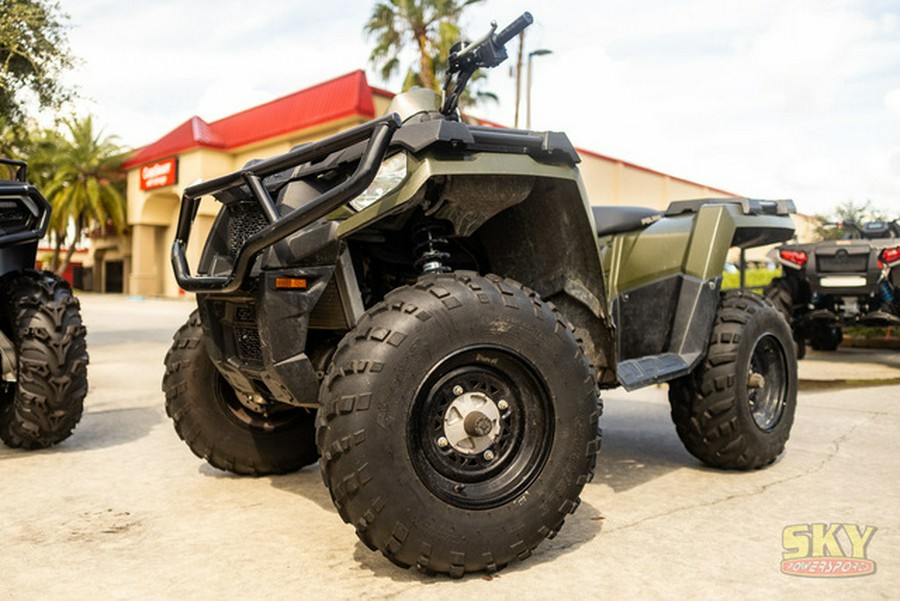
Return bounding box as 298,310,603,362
608,412,883,534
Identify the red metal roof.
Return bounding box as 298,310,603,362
124,70,377,169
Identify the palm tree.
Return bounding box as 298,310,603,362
365,0,483,93
41,116,126,276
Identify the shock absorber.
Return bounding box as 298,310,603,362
412,219,452,274
879,280,895,304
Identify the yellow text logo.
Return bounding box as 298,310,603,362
781,523,876,577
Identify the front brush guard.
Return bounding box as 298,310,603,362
171,114,402,293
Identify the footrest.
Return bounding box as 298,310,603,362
617,352,701,391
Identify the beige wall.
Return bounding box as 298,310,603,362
579,154,733,211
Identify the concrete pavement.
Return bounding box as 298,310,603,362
0,294,897,599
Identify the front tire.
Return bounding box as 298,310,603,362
162,311,318,475
317,272,601,576
668,292,797,470
0,271,88,449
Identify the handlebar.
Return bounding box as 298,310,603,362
442,12,534,116
495,12,533,46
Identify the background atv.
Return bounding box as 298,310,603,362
163,13,798,576
0,159,89,448
766,219,900,357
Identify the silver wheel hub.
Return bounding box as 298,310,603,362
239,393,268,414
442,391,501,454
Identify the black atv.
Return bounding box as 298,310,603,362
163,13,798,575
766,219,900,357
0,158,88,448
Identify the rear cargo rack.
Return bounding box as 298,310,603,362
666,197,796,217
172,114,401,293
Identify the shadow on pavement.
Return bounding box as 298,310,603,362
0,406,163,460
804,347,900,369
347,499,605,582
594,396,697,493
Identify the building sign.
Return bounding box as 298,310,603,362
140,157,178,191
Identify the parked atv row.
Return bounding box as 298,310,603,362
0,159,88,449
766,219,900,357
162,13,800,576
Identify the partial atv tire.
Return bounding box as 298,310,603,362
0,271,88,449
668,291,797,470
810,325,843,352
163,311,318,475
317,272,601,576
764,277,805,359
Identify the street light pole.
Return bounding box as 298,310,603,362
514,31,525,128
527,49,552,130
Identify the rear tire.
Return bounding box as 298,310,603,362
0,271,88,449
764,276,805,359
163,311,318,475
810,325,842,351
317,272,601,576
668,292,797,470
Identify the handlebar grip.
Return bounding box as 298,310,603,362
494,12,533,46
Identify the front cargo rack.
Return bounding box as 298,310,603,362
171,113,402,293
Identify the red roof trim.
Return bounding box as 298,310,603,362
124,70,377,170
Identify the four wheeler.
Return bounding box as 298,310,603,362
163,12,799,576
766,219,900,358
0,159,89,448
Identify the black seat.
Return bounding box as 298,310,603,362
591,206,663,237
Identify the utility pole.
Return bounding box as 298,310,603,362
514,31,525,128
527,49,552,129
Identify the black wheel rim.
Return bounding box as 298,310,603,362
409,346,554,509
214,372,305,433
747,334,788,431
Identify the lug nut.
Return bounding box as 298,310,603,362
498,400,509,411
483,450,495,461
452,385,464,396
437,437,449,448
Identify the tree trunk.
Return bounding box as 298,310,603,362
48,233,64,273
56,222,82,278
415,31,434,90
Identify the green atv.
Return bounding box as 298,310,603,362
163,13,797,576
0,159,89,448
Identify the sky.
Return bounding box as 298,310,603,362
60,0,900,218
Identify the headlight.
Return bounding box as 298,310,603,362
349,153,408,212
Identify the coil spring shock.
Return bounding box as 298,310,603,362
879,280,895,304
413,220,452,274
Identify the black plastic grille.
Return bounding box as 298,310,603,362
227,203,267,259
0,198,32,234
228,303,261,363
235,327,262,362
234,305,256,323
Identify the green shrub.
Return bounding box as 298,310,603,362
721,269,780,291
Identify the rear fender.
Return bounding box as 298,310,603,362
603,200,796,390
